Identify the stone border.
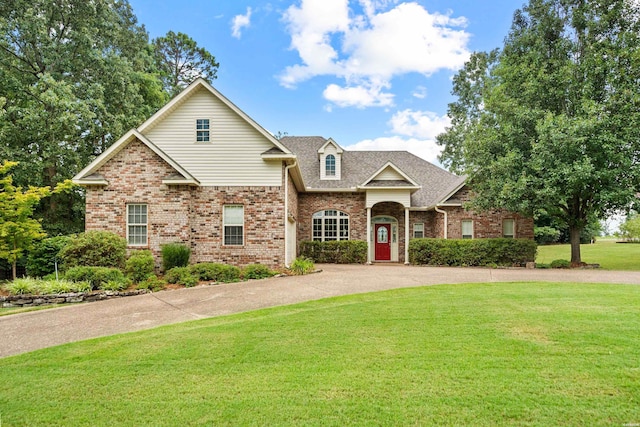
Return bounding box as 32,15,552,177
0,289,149,308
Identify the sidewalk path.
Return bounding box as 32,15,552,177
2,264,639,358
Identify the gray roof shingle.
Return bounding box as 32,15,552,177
280,136,466,208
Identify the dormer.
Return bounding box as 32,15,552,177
318,138,343,180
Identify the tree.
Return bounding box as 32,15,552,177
152,31,219,97
620,213,640,241
0,0,167,234
437,0,640,264
0,161,49,279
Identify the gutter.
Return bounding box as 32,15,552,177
434,206,448,239
284,160,297,267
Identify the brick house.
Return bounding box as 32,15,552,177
73,78,533,268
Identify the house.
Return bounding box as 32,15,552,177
73,79,533,268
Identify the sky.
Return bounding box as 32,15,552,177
128,0,528,167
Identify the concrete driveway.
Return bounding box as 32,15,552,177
2,264,639,358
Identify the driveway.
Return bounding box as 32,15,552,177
2,264,639,358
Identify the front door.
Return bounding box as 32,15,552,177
375,224,391,261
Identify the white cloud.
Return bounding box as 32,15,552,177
323,80,394,108
280,0,470,108
231,7,252,39
345,109,450,163
389,109,450,139
346,136,443,164
412,86,427,99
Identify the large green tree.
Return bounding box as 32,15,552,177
0,0,167,234
152,31,219,97
437,0,640,264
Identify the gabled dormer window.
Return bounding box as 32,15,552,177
196,119,210,142
318,138,343,180
325,155,336,177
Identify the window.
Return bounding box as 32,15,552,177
127,204,147,246
461,219,473,239
503,219,515,238
196,119,210,142
312,210,349,241
325,154,336,177
224,205,244,245
413,223,424,238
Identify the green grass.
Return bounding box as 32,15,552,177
1,282,639,426
537,239,640,270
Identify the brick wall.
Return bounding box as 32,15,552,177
85,138,286,269
297,192,367,244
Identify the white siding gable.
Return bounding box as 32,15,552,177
376,166,406,181
142,87,282,186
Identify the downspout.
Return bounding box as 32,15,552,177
284,160,297,267
435,206,448,239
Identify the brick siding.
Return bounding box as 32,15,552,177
85,139,285,269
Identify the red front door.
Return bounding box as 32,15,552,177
375,224,391,261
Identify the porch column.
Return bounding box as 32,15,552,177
404,207,410,265
366,207,372,264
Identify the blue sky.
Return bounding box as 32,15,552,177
129,0,526,166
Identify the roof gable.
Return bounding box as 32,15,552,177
138,78,292,155
72,130,199,186
317,138,344,155
360,162,420,189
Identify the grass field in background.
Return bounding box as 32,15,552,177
1,282,639,426
536,239,640,270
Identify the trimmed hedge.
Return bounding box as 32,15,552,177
59,231,127,269
409,238,537,267
299,240,367,264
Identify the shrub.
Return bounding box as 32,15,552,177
161,243,191,271
165,267,199,287
290,257,315,275
242,264,276,280
4,278,91,295
65,266,127,290
26,236,71,277
299,240,367,264
125,250,155,283
137,276,166,292
409,238,537,267
550,259,571,269
42,279,91,294
188,263,241,283
59,231,127,269
100,280,130,291
534,226,561,245
4,278,37,295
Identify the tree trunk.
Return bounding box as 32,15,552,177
569,225,582,265
12,260,17,281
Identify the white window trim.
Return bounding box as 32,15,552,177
413,223,424,238
223,205,244,246
325,154,336,177
312,210,349,242
503,219,516,238
461,219,474,239
196,118,210,143
126,204,148,246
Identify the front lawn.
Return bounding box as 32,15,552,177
536,239,640,270
1,282,639,426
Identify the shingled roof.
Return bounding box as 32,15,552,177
280,136,466,208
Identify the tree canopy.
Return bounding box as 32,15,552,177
437,0,640,264
152,31,219,97
0,1,218,235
